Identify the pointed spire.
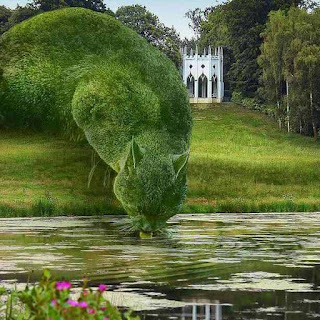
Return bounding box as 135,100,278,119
208,45,212,55
195,45,198,55
190,48,193,56
203,47,207,56
184,46,187,55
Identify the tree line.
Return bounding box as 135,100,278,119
259,8,320,138
1,0,320,138
187,0,320,139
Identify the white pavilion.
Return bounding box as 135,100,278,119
181,46,224,103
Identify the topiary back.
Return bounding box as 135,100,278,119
0,8,192,233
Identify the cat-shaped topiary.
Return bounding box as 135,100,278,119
0,8,192,235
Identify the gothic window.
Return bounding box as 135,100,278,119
187,74,195,98
212,74,218,98
198,74,208,98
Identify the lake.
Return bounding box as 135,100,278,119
1,213,320,319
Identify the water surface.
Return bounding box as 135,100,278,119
1,213,320,319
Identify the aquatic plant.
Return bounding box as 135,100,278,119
0,8,192,235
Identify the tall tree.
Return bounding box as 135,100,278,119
259,10,291,129
259,7,320,138
190,0,319,97
6,5,39,29
185,7,213,39
0,0,109,36
0,6,12,34
295,45,320,139
31,0,107,12
115,5,182,67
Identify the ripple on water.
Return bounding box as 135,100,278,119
1,213,320,318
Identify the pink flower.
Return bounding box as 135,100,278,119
98,284,107,292
51,299,57,307
100,307,107,311
78,301,88,308
82,289,89,296
67,300,78,307
56,281,71,291
88,309,95,314
104,318,109,320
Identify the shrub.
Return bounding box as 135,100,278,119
32,194,57,216
231,91,244,105
0,8,192,233
0,270,139,320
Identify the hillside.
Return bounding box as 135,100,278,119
1,103,320,217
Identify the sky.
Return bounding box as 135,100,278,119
1,0,223,38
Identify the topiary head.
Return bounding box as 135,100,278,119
114,138,189,233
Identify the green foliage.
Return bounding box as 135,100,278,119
0,5,12,34
1,8,192,233
32,194,57,216
115,5,182,67
189,0,319,97
32,0,107,13
259,7,320,138
231,91,244,105
185,7,213,38
5,5,39,32
0,0,112,37
0,270,139,320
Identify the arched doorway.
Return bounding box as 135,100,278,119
212,74,218,98
187,74,195,97
198,74,208,98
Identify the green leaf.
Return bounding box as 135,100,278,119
173,150,189,178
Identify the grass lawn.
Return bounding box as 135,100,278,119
0,131,120,217
187,103,320,213
1,103,320,217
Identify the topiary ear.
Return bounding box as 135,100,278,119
173,150,189,178
125,137,145,170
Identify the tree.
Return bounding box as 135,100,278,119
0,6,12,34
185,7,213,39
115,5,182,67
1,0,110,35
295,45,320,139
259,7,320,138
31,0,65,11
259,10,291,129
189,0,319,98
30,0,107,12
200,5,233,92
6,5,39,29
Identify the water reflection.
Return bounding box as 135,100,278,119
173,304,222,320
1,213,320,319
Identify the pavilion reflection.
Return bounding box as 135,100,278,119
181,303,223,320
142,301,227,320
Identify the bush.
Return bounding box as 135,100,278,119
0,270,139,320
231,91,244,105
32,194,57,216
0,8,192,233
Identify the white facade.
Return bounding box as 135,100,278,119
181,46,224,104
